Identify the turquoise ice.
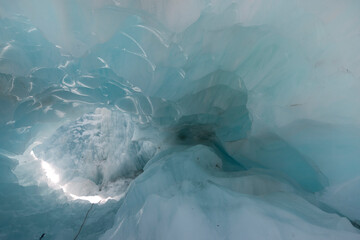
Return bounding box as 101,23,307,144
0,0,359,239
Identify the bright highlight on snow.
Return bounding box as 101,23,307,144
41,160,60,184
30,150,59,184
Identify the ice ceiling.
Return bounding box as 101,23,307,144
0,0,360,239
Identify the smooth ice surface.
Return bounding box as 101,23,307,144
0,0,360,239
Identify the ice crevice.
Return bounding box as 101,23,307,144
0,0,360,239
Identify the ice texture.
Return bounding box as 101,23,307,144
101,145,359,240
0,0,360,239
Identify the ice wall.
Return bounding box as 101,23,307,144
0,0,360,239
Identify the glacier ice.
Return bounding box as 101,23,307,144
0,0,360,239
101,145,359,240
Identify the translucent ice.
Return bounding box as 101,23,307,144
0,0,359,239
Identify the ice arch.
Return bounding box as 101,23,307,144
0,0,359,239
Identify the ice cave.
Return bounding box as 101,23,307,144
0,0,360,239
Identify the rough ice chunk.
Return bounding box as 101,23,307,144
102,145,359,240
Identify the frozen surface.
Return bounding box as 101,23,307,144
102,145,359,240
0,0,360,239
